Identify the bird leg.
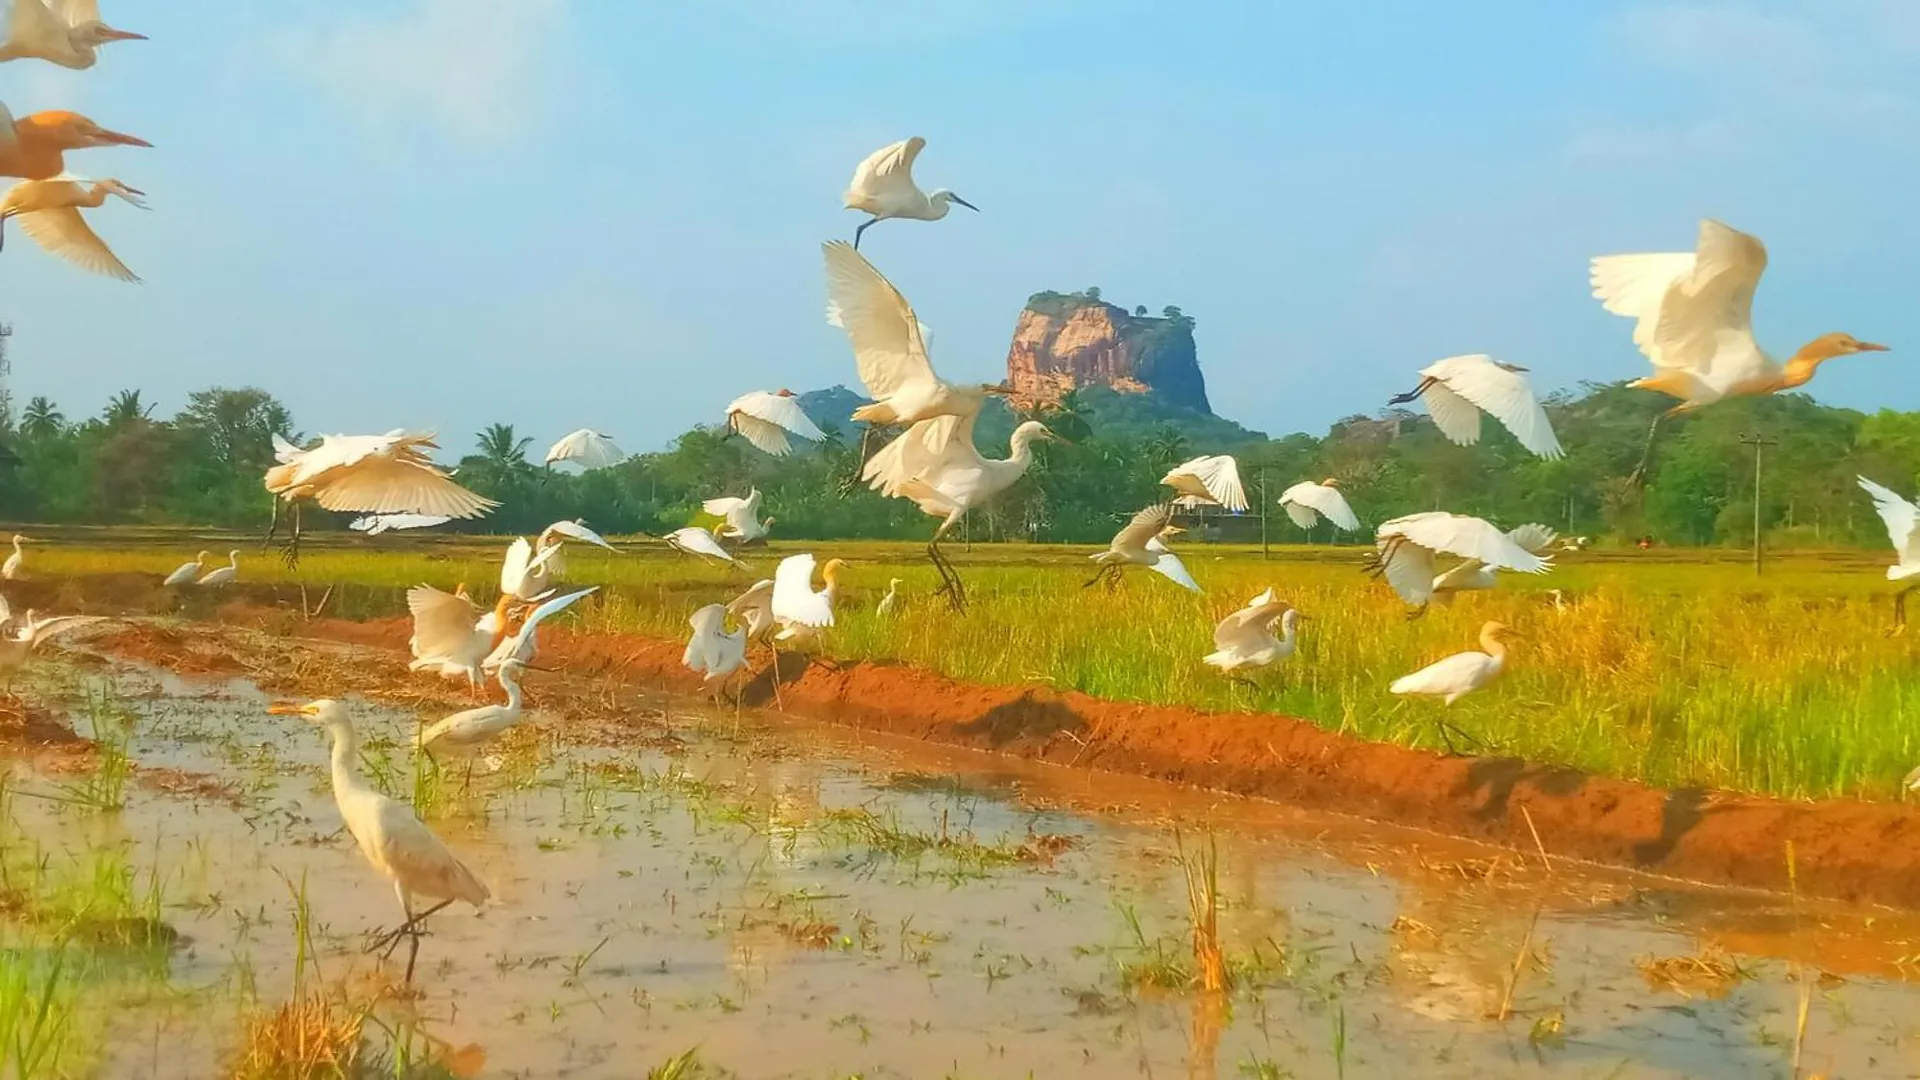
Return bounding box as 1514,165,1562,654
767,640,785,710
837,425,878,497
1082,564,1113,590
367,898,454,959
1892,586,1915,638
853,217,879,250
929,539,965,612
1434,718,1483,757
1386,377,1435,407
1629,407,1685,486
262,497,280,550
281,503,304,569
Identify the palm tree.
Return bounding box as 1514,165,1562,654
102,389,152,428
475,423,532,470
21,397,64,440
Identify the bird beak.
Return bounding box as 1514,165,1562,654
1858,341,1890,352
950,195,980,212
99,26,147,41
89,127,151,148
982,383,1010,396
265,702,310,716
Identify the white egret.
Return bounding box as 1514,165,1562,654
876,577,901,617
1591,220,1887,477
1203,590,1302,689
1368,512,1552,615
726,578,783,707
0,0,144,69
406,585,514,692
1387,355,1563,460
1551,535,1590,554
265,431,495,562
703,488,773,545
0,600,103,687
842,136,976,249
1087,504,1201,592
1390,621,1517,752
544,428,625,470
0,175,145,280
682,603,748,696
499,519,614,599
266,699,489,982
771,553,843,649
1161,455,1248,512
1429,524,1557,603
726,389,826,456
1858,476,1920,633
418,659,528,787
661,524,749,568
862,414,1058,609
349,512,452,535
161,550,209,587
484,586,597,675
196,550,239,587
2,534,23,580
1278,478,1359,533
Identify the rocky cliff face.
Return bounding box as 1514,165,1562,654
1005,293,1211,415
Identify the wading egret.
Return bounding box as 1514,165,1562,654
1429,524,1557,603
1203,589,1302,689
1087,504,1200,592
1591,220,1887,477
1368,512,1552,615
0,175,144,279
771,553,843,649
876,577,901,617
862,414,1057,609
0,0,144,69
0,601,103,687
682,603,748,695
843,136,976,249
484,586,597,675
1278,478,1359,533
1858,476,1920,633
726,389,825,456
1161,455,1247,512
407,585,513,692
0,106,150,180
418,659,528,785
265,431,495,563
704,488,772,544
543,428,625,470
1387,355,1562,460
266,699,489,982
349,512,452,535
162,550,209,587
2,534,23,579
663,524,749,568
196,550,239,587
1390,621,1517,752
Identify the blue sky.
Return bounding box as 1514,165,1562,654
2,0,1915,454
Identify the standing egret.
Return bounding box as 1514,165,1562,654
662,525,750,568
682,603,748,697
0,107,150,180
0,0,145,69
1161,455,1248,512
1278,478,1359,534
0,175,145,280
875,578,901,617
1429,524,1558,603
726,389,826,456
349,512,452,535
418,659,528,789
726,578,783,707
543,428,625,470
1367,513,1552,616
703,488,773,545
1591,220,1887,478
2,534,23,579
266,699,489,982
771,553,843,650
843,136,977,249
162,550,209,587
484,586,598,675
862,414,1058,609
1087,504,1201,592
1203,589,1302,689
196,550,239,587
406,585,514,692
1390,621,1518,752
1858,476,1920,634
265,430,495,564
0,601,104,687
1387,355,1563,460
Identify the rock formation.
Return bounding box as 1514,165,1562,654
1005,292,1210,414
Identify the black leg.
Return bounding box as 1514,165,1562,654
1386,377,1435,407
854,217,878,249
1629,410,1674,486
838,425,876,496
263,497,279,550
367,898,455,957
1893,587,1913,637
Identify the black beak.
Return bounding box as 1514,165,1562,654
950,195,979,212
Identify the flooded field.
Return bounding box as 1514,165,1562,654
4,641,1920,1079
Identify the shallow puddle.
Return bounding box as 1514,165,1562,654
6,654,1920,1079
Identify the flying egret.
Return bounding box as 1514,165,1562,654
1161,455,1248,512
862,414,1058,609
876,577,901,617
842,137,977,249
266,699,489,982
162,550,209,587
1858,476,1920,634
1591,220,1888,478
349,512,452,535
1550,535,1590,554
406,585,514,692
1387,355,1562,460
1203,589,1302,690
0,0,144,69
0,175,144,280
1278,478,1359,534
418,659,528,788
663,524,749,568
1390,621,1518,752
0,106,150,180
1367,512,1552,616
0,600,104,688
1429,524,1557,603
1088,504,1201,592
265,430,495,564
499,520,614,599
726,389,825,456
682,603,748,698
544,428,625,470
195,550,239,587
2,534,24,579
483,586,597,675
726,578,783,708
703,488,773,545
771,553,843,651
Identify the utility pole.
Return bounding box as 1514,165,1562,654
1259,465,1269,560
1738,432,1777,576
0,322,12,430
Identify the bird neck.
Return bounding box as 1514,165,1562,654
1781,337,1850,389
323,722,366,799
1479,628,1508,664
1278,614,1297,647
500,670,524,712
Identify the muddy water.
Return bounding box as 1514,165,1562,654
9,658,1920,1079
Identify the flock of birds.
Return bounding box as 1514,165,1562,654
2,7,1913,981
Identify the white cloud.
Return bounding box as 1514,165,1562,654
277,0,570,145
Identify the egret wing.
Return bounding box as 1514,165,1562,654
1505,522,1559,555
1384,512,1553,575
51,0,101,27
1111,504,1176,552
407,585,479,658
702,496,750,516
1422,355,1563,459
1214,598,1286,651
822,240,937,399
24,614,105,647
369,800,489,906
1859,477,1920,566
544,428,625,468
1288,482,1359,531
8,0,66,47
845,136,925,204
728,391,825,456
309,457,495,518
542,519,615,551
1651,220,1768,375
726,579,776,637
1162,455,1246,512
1589,250,1696,363
17,205,137,282
350,512,451,534
667,527,737,564
772,553,833,628
1146,551,1201,593
863,412,977,497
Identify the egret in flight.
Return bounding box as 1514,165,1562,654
1390,621,1518,752
1278,478,1359,534
0,175,145,280
726,389,826,456
544,428,625,470
682,603,748,698
1161,455,1247,512
704,488,773,545
726,578,783,708
484,586,598,675
771,553,843,651
196,550,239,587
1203,588,1302,690
265,431,495,563
407,585,514,693
1591,219,1887,478
349,512,452,535
162,550,209,587
1367,512,1552,616
1388,355,1562,460
0,0,145,69
3,534,24,580
1087,504,1201,592
843,136,976,249
663,525,749,568
1429,524,1558,604
499,520,614,601
1858,476,1920,634
0,598,103,687
0,105,150,180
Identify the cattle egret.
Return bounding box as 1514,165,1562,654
1204,589,1302,689
1388,355,1562,460
726,389,825,456
1592,220,1887,477
1088,504,1201,592
1430,524,1557,603
350,512,452,535
704,488,773,545
407,585,514,692
418,659,528,787
196,550,239,587
876,577,901,617
862,414,1058,609
771,553,843,649
1278,478,1359,533
1367,512,1552,615
265,431,495,563
726,578,782,707
0,105,150,180
1551,535,1590,554
0,601,103,687
682,603,748,696
1161,455,1248,512
484,586,597,675
0,0,145,69
1859,476,1920,634
0,175,144,280
499,520,613,599
544,428,625,470
663,524,749,568
2,534,23,579
843,136,976,249
1390,621,1518,752
266,699,489,982
162,550,209,587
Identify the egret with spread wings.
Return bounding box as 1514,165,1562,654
1367,512,1552,616
1087,504,1201,593
842,137,977,249
1388,355,1562,460
265,431,495,564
